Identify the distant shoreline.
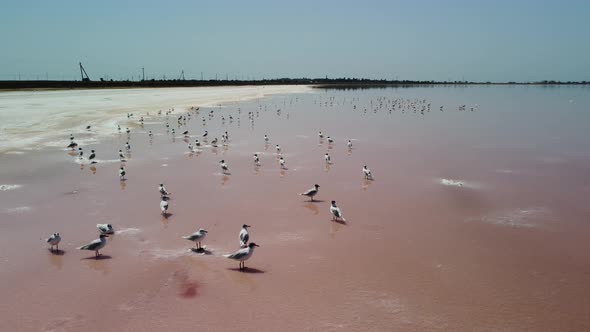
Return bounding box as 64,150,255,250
0,78,588,91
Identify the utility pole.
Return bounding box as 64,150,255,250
142,67,145,81
201,71,203,80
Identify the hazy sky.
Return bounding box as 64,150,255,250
1,0,588,82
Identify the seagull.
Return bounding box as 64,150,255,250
363,165,373,180
78,234,108,258
224,242,260,270
159,183,171,196
88,150,96,162
46,233,61,252
264,134,269,143
97,223,115,235
118,149,126,161
125,142,131,151
148,130,153,137
183,229,208,249
119,167,126,180
325,153,331,164
202,130,208,138
279,156,286,169
183,130,189,137
67,141,78,150
126,128,130,134
195,139,201,147
239,224,251,247
78,147,83,158
160,196,169,215
275,145,281,153
86,125,91,130
347,140,353,148
117,125,121,132
318,131,324,138
253,153,261,166
300,184,320,201
327,137,334,144
330,200,346,221
69,134,74,141
220,160,229,173
211,138,218,147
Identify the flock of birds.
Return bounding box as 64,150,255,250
50,93,474,270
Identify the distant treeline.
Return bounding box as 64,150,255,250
0,78,588,90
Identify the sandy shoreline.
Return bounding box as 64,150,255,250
1,86,590,331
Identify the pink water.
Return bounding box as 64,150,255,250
1,85,590,331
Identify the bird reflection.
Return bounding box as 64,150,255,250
221,175,229,187
303,203,319,215
362,178,373,191
48,250,64,270
329,220,345,238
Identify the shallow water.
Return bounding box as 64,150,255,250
1,85,590,331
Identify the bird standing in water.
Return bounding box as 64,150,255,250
330,200,346,221
224,243,260,270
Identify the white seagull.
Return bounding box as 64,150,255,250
125,142,131,151
202,130,208,138
330,200,346,221
300,184,320,201
78,234,108,258
324,153,331,164
275,144,281,153
119,167,126,180
327,137,334,144
183,228,208,249
224,242,260,270
318,131,324,139
363,165,373,180
253,153,261,166
67,141,78,150
118,149,126,161
159,183,171,196
160,196,169,215
279,156,286,169
88,150,96,163
46,233,61,252
97,223,115,235
347,140,353,148
264,134,269,143
239,224,251,247
220,160,229,174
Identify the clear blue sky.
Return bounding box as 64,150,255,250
1,0,588,82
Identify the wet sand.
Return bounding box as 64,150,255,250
1,86,590,331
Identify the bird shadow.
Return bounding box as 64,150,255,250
48,249,66,256
332,219,348,225
190,248,213,255
162,212,174,219
228,267,266,274
305,199,325,203
82,255,112,260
